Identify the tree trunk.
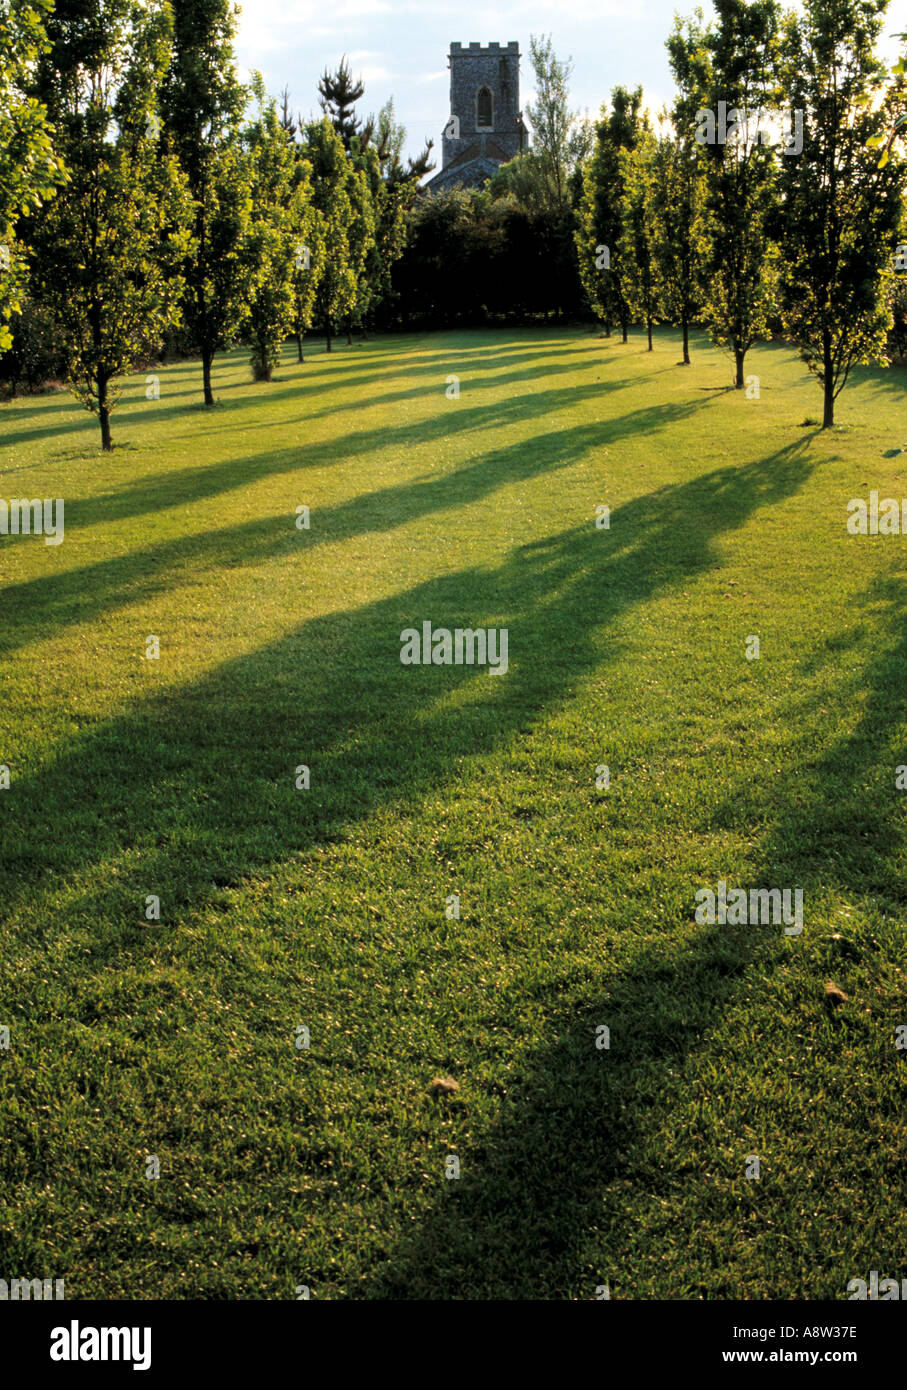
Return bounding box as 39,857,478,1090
604,315,611,338
202,348,214,406
98,380,112,451
822,332,834,427
681,313,690,365
734,346,745,389
621,317,628,344
647,316,653,351
347,314,353,346
297,331,304,364
325,321,332,353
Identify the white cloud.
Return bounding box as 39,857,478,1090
236,0,391,53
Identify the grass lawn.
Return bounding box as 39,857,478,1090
0,324,905,1299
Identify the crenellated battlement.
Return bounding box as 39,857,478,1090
449,42,520,54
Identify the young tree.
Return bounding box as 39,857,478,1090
524,33,589,215
680,0,782,387
343,146,376,343
241,80,314,381
661,15,714,364
0,0,66,353
303,117,357,352
28,0,191,449
780,0,906,426
619,132,660,349
576,85,645,340
159,0,250,406
290,184,325,363
370,97,435,184
353,142,409,335
649,126,706,363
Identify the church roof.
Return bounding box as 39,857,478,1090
424,138,513,191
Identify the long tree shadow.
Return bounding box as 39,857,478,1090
64,385,692,532
364,530,907,1302
0,395,713,667
2,438,837,1302
729,570,907,902
0,334,602,447
1,439,816,951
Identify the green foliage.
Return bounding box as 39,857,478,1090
303,118,358,347
575,86,646,337
523,33,590,215
290,176,326,351
344,146,377,333
28,0,192,448
159,0,250,404
649,127,707,362
779,0,906,424
354,142,410,329
0,283,65,393
488,152,552,215
678,0,782,385
865,28,907,166
618,132,660,347
0,0,66,352
393,189,585,326
242,82,315,380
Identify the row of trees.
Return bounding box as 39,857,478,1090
0,0,432,447
389,4,905,425
573,0,906,424
1,1,904,440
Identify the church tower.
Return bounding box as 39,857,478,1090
425,42,526,191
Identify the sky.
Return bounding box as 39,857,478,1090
232,0,904,165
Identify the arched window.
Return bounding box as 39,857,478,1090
476,87,493,129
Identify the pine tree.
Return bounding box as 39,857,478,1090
318,57,369,151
